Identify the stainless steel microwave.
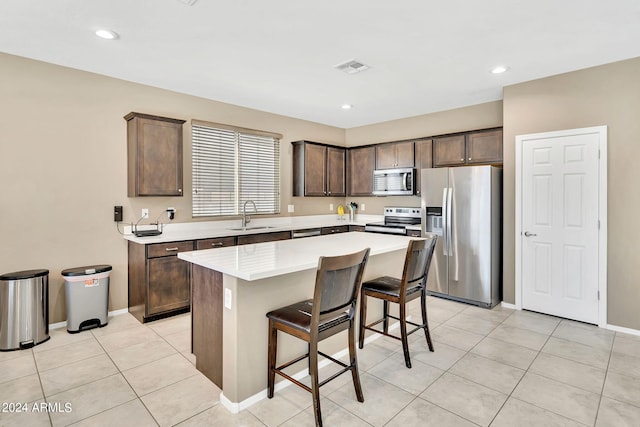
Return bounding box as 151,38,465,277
373,168,415,196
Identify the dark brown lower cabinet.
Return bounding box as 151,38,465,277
147,256,191,316
128,240,194,323
349,225,365,232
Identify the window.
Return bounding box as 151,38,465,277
192,120,281,217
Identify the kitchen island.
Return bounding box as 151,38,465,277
178,232,418,412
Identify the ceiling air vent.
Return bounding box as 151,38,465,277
334,59,370,75
176,0,199,5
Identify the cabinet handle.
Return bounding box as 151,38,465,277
178,189,182,193
165,247,179,252
468,158,472,161
460,158,464,162
211,242,223,247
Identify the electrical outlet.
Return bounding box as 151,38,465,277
287,204,294,213
361,203,366,211
224,288,232,309
141,208,149,219
114,206,123,222
329,203,334,211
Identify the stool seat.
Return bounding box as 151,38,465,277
362,276,421,299
267,300,350,335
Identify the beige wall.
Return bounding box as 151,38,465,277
503,57,640,329
0,53,345,323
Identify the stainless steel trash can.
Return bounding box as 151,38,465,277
0,269,50,351
62,265,111,333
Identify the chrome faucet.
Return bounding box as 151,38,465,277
242,200,257,228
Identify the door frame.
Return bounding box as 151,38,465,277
514,126,608,327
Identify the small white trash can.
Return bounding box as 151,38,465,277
62,265,111,333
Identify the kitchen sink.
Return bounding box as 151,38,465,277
227,226,276,231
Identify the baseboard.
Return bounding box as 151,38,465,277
49,308,129,330
219,320,402,414
500,302,517,310
606,323,640,337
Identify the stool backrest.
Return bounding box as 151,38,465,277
402,237,437,290
313,248,371,317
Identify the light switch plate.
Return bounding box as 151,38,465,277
329,203,334,211
224,288,232,309
361,203,366,211
287,204,294,213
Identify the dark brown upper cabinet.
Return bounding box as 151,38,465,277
347,146,375,196
466,129,503,165
433,129,502,167
414,138,433,196
292,141,346,197
375,141,415,169
125,112,186,197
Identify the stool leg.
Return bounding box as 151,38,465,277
358,289,366,349
267,320,277,398
421,290,434,352
382,300,390,334
399,302,411,368
309,340,323,426
348,320,364,402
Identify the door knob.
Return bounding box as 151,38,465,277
524,231,537,237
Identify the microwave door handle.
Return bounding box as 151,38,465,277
401,173,408,191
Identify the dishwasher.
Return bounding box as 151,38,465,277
292,228,321,238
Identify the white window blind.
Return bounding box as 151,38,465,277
192,122,280,217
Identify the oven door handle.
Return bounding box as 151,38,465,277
364,225,407,235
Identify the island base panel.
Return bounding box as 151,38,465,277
192,264,223,388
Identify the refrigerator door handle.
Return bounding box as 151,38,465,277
441,187,448,255
447,187,453,256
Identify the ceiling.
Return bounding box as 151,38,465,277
2,0,640,128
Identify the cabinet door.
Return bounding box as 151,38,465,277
394,141,415,168
126,113,185,197
348,146,375,196
433,135,466,167
466,129,503,164
304,144,327,196
375,144,397,169
326,147,346,196
414,139,433,195
147,256,191,315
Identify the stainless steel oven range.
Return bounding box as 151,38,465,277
364,207,421,235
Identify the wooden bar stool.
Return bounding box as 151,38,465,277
358,238,437,368
266,248,370,427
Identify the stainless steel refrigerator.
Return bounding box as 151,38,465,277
421,165,502,307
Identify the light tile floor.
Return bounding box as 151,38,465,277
1,297,640,426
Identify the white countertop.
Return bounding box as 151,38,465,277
178,232,419,281
123,214,383,244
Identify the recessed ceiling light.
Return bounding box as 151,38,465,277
341,104,353,110
491,65,508,74
95,29,119,40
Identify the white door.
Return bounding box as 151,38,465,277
519,128,604,324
